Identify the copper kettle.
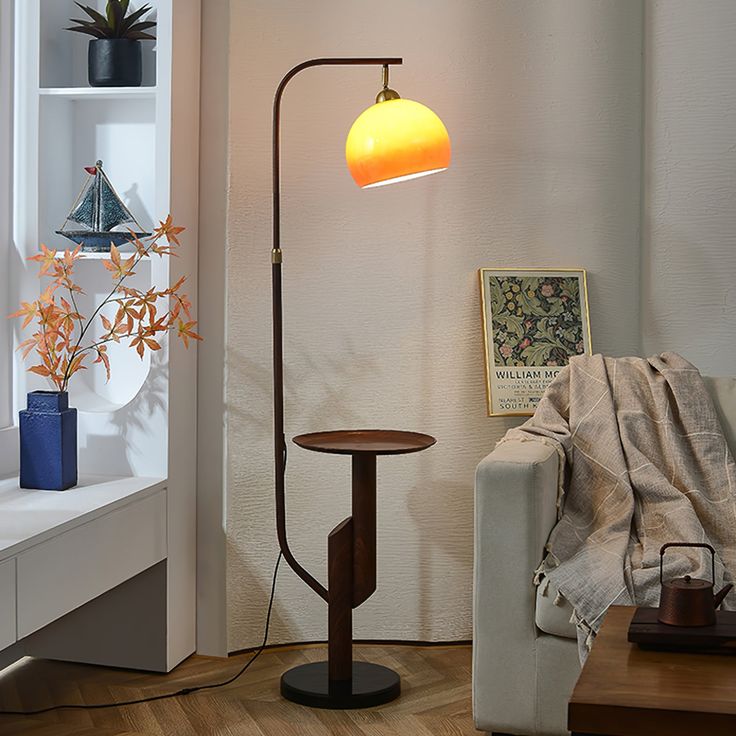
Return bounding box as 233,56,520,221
657,542,733,627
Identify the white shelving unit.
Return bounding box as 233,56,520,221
10,0,201,672
0,475,167,671
39,86,157,99
53,250,135,259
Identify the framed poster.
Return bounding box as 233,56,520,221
479,268,592,416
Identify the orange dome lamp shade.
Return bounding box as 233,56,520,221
345,70,451,189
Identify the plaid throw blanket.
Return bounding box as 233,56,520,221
501,352,736,658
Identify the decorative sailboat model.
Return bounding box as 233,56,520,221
56,160,151,253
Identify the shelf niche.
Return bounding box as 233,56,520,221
39,95,156,245
37,90,157,413
39,0,157,90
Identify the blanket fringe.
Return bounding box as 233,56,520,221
540,580,596,651
568,607,597,652
532,563,545,586
532,550,561,587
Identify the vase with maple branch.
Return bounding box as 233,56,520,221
9,216,201,490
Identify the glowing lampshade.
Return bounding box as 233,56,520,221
345,98,451,189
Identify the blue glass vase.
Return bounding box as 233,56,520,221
19,391,78,491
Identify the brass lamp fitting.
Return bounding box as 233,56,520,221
376,64,401,103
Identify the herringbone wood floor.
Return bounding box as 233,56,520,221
0,644,477,735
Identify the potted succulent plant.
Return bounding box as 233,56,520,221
9,217,200,490
66,1,156,87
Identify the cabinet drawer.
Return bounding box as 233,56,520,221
16,489,166,638
0,558,16,649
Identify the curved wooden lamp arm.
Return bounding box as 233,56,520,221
272,58,402,602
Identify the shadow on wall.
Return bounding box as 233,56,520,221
226,535,300,651
123,182,154,232
112,349,168,469
78,350,168,476
226,342,380,434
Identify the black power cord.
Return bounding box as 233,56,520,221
0,552,283,716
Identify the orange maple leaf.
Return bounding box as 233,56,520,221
28,244,58,277
103,244,136,280
154,214,186,246
66,353,87,377
127,229,149,257
93,345,111,382
8,301,39,328
62,245,81,270
177,319,202,349
17,338,37,360
129,333,146,359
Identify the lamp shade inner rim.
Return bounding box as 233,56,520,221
361,167,447,189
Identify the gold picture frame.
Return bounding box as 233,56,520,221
479,268,592,417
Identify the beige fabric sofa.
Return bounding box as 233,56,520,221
473,376,736,736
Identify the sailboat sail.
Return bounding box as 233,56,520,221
67,181,96,228
99,175,136,232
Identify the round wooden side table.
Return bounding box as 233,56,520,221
280,429,436,709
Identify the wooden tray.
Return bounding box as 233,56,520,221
628,606,736,654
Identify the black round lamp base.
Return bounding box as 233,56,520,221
280,661,400,709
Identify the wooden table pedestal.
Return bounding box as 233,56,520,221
279,429,435,709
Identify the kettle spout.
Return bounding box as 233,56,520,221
714,583,733,609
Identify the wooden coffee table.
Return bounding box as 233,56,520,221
569,606,736,736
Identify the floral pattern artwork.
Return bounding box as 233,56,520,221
489,275,586,367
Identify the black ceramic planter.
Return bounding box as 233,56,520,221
88,39,142,87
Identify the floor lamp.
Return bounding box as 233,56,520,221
272,57,450,709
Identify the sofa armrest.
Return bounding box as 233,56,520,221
472,439,560,733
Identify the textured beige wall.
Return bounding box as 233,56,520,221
223,0,643,650
641,1,736,374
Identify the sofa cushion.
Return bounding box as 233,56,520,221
704,376,736,455
535,579,577,639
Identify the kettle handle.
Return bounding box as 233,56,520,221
659,542,716,586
